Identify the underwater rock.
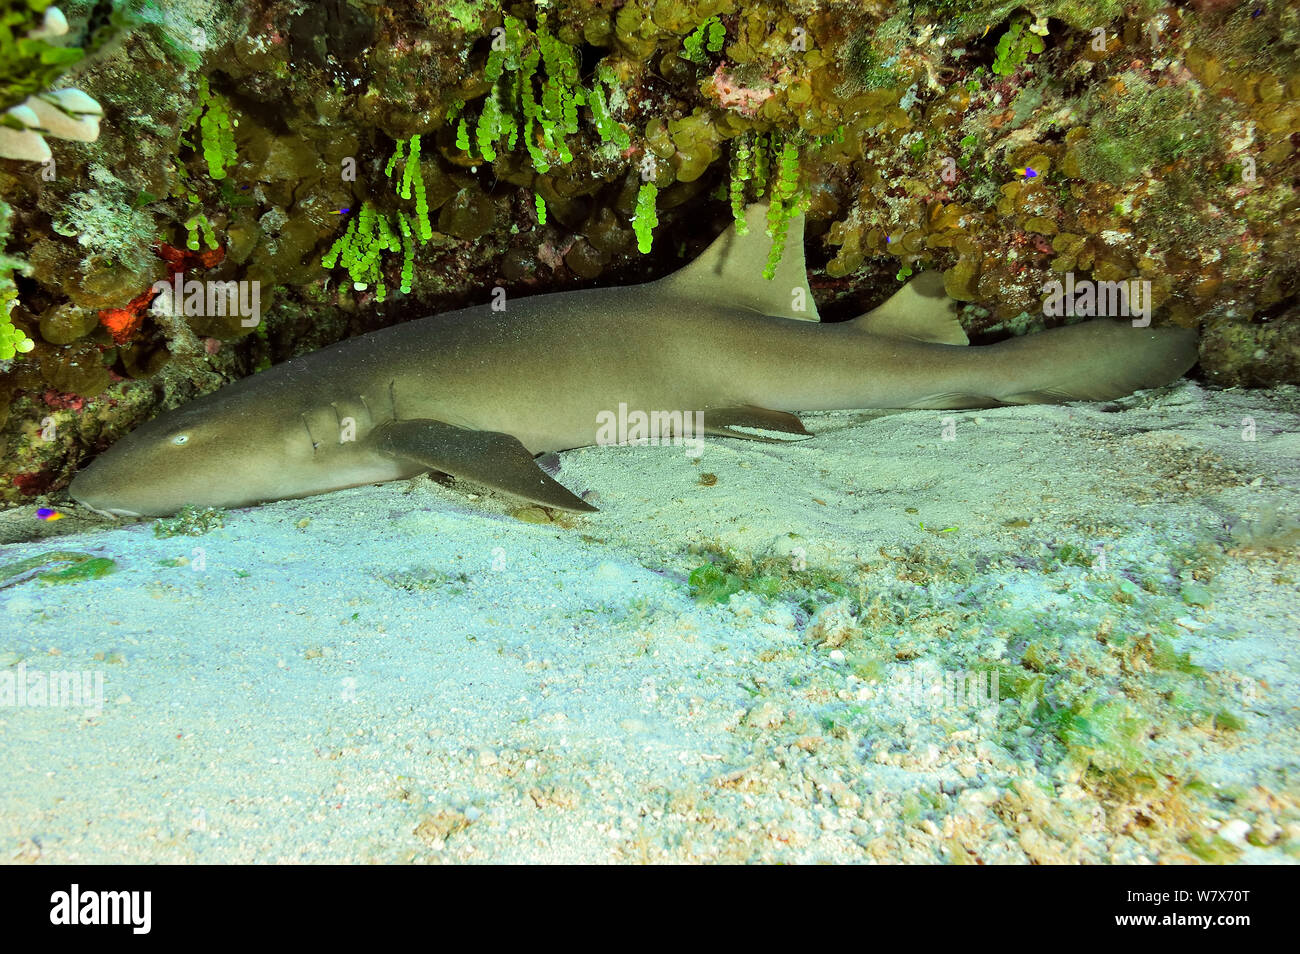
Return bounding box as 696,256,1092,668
563,237,606,279
584,205,635,257
288,0,376,68
38,340,109,398
500,246,540,283
38,303,99,346
0,0,1297,503
1201,312,1300,387
438,187,496,241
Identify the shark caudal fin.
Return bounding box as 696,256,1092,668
654,202,820,321
987,320,1199,404
847,273,1196,409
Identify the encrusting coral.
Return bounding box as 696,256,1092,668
0,0,1297,506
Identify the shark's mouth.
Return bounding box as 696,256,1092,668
76,502,141,519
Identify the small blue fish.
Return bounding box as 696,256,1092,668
36,507,63,521
1013,166,1039,179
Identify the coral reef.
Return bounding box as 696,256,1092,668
1,2,115,162
0,0,1297,508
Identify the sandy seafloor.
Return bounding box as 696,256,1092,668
1,381,1297,864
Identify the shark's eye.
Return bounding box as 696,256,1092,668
172,434,189,445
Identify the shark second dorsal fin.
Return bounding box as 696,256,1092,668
655,202,821,322
856,272,969,346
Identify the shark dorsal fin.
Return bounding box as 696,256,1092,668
857,272,969,346
655,202,820,322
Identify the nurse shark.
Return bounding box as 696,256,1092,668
70,203,1198,516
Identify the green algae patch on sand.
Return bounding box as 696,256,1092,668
0,551,114,589
37,556,117,584
375,567,470,594
685,538,851,609
688,562,746,603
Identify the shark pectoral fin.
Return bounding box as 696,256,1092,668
703,405,813,442
654,202,821,321
856,272,970,346
373,420,597,513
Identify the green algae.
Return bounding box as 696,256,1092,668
632,182,659,253
679,16,725,65
1046,543,1094,571
184,211,218,252
1074,74,1218,188
0,0,109,114
180,75,238,181
37,555,117,584
762,135,803,279
686,541,848,608
0,550,109,588
322,135,436,300
0,198,30,359
992,16,1046,77
688,562,745,603
1182,831,1243,864
1054,698,1148,776
1180,581,1214,608
729,133,753,233
456,12,629,175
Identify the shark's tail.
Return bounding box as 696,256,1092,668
979,319,1199,405
849,272,1199,409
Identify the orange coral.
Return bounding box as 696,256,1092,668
155,241,225,276
97,287,159,345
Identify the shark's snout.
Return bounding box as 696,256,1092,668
68,445,156,518
68,464,136,517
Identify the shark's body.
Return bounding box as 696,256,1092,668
70,205,1198,517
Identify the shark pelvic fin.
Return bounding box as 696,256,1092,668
702,405,813,442
857,272,969,346
655,202,820,322
373,419,597,512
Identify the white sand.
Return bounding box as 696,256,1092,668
2,381,1297,863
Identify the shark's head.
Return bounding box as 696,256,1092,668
69,381,314,518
